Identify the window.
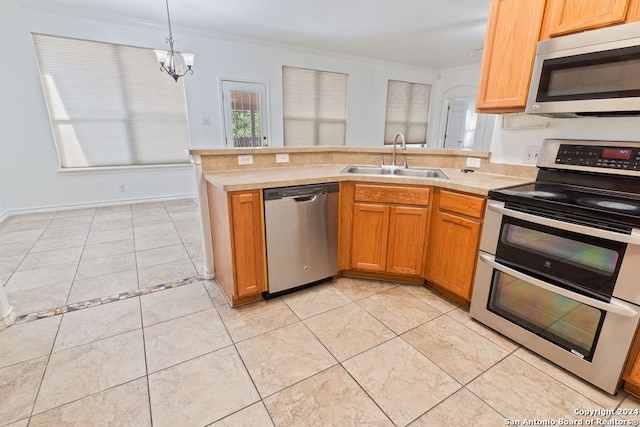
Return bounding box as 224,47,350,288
32,33,190,169
282,66,348,146
384,80,432,145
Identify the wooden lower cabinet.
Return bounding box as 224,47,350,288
347,183,430,278
623,327,640,396
425,189,485,303
207,183,265,306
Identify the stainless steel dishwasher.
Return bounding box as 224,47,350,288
263,182,339,296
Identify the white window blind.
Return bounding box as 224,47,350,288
32,33,191,168
384,80,432,145
282,66,348,146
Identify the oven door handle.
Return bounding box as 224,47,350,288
488,201,640,245
479,253,638,318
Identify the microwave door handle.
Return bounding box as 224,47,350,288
488,201,640,245
479,253,638,318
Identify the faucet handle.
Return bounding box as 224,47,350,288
374,156,385,167
401,157,413,168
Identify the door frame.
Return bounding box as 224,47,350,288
218,77,271,148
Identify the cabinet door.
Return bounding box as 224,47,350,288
386,206,428,276
230,191,265,298
545,0,629,36
476,0,547,113
351,203,390,272
427,211,482,301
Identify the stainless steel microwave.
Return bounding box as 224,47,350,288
526,21,640,117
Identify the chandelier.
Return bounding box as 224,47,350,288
154,0,194,82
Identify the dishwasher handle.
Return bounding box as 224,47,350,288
285,194,320,203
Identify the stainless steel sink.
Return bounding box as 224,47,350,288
340,165,448,179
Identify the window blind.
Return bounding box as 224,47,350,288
384,80,431,145
32,33,191,168
282,66,348,146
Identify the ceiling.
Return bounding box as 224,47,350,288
22,0,489,70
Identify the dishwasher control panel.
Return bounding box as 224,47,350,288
264,182,339,200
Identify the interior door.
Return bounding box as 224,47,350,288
221,80,269,147
444,99,467,149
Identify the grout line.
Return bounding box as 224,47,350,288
13,275,205,325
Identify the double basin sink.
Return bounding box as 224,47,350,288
341,165,448,179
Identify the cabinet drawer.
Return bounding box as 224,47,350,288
354,184,430,206
438,190,485,218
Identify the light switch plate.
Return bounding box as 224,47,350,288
276,153,289,163
524,146,540,164
238,154,253,165
466,157,482,168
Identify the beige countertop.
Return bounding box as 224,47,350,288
203,164,532,196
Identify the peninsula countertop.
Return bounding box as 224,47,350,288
202,164,533,195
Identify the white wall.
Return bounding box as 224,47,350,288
1,0,442,213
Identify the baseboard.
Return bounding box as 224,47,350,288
1,305,16,328
2,193,198,222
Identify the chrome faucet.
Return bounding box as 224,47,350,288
392,132,406,167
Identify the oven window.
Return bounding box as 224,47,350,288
503,224,619,275
489,270,604,361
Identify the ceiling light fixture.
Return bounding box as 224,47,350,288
154,0,194,82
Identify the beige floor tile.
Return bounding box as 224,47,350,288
410,388,505,426
137,259,197,288
81,238,135,260
95,205,131,215
144,308,232,373
75,253,136,280
33,330,146,414
236,322,337,397
132,212,172,227
136,244,189,268
67,269,138,303
0,229,43,245
204,279,229,306
1,219,50,232
40,224,90,240
140,282,212,326
173,220,201,243
134,223,181,251
53,298,141,352
29,378,151,427
85,228,133,245
343,337,461,426
0,241,33,258
29,233,87,253
54,207,96,218
514,347,626,408
48,215,93,228
3,419,29,427
332,276,397,301
17,246,83,271
0,255,24,275
0,357,48,425
447,307,520,352
357,287,442,334
163,199,197,212
211,402,274,427
6,212,55,223
0,316,61,368
264,365,393,426
304,303,395,361
217,298,299,342
402,314,509,384
169,211,200,222
401,283,460,313
5,262,77,292
613,395,640,423
88,218,132,232
281,283,351,319
467,354,604,421
148,346,260,427
8,282,71,314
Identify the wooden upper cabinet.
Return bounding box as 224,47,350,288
476,0,547,113
543,0,630,38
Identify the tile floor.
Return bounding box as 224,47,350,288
1,200,640,426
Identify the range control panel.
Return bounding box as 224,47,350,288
555,144,640,171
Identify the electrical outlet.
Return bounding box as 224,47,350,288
524,146,540,164
466,157,482,168
276,153,289,163
237,154,253,165
119,184,126,193
202,117,211,126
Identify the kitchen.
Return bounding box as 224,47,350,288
4,0,640,425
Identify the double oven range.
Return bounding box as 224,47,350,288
470,139,640,394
